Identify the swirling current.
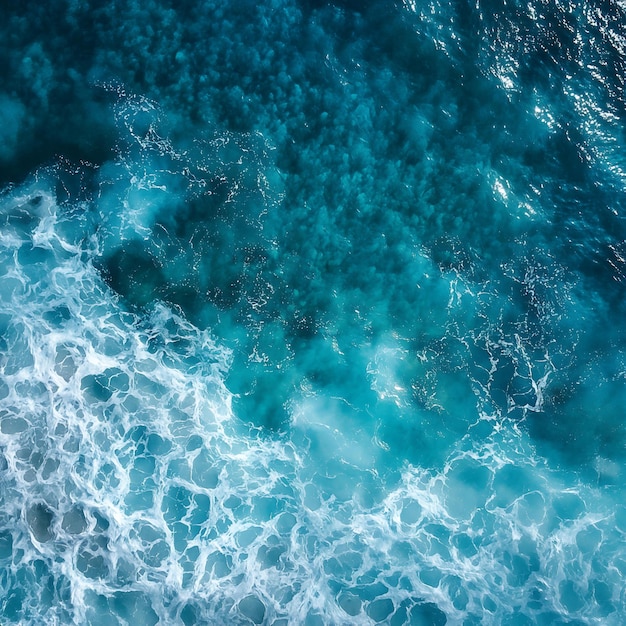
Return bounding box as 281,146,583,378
1,0,626,624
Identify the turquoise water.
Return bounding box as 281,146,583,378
1,0,626,623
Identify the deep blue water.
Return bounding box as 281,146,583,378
1,0,626,623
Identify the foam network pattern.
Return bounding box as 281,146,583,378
1,0,626,624
0,173,624,624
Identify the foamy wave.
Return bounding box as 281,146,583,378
0,180,623,624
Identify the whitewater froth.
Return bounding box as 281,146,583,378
0,166,624,624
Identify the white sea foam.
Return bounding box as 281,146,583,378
0,178,624,624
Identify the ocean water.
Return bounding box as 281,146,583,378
0,0,625,624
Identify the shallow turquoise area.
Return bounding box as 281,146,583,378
0,0,625,624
